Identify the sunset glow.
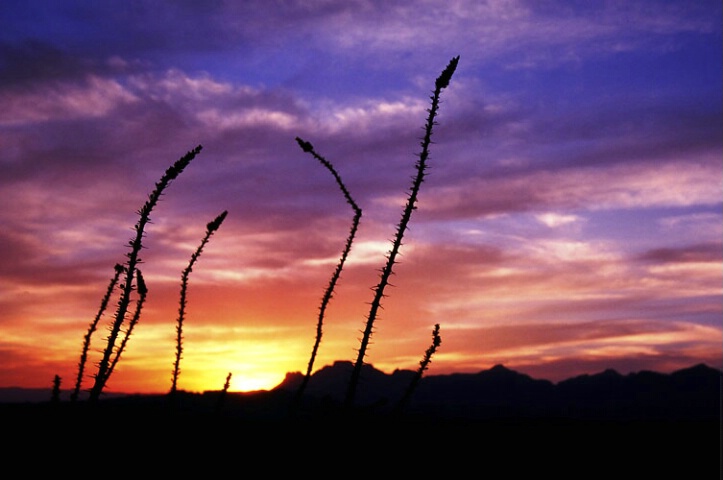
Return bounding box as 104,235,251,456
1,1,720,395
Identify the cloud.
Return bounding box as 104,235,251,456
6,1,719,81
536,212,581,228
657,212,723,242
420,160,721,220
0,75,137,126
0,40,92,86
637,243,723,264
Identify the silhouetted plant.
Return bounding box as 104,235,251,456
345,56,459,408
215,372,233,415
71,263,125,402
51,374,61,403
292,137,362,412
170,210,228,395
106,269,147,381
393,323,441,415
88,145,202,403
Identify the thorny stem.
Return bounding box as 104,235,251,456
215,372,233,415
394,323,442,415
292,138,362,410
72,263,125,402
89,145,202,402
345,56,458,409
107,269,147,380
170,210,228,395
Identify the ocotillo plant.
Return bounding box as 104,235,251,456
292,137,362,410
170,210,228,395
106,269,147,381
393,323,441,415
51,374,61,403
71,263,125,402
215,372,233,415
88,145,202,403
344,56,459,408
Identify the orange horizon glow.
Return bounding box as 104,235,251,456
4,237,721,395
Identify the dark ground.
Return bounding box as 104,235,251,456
3,363,719,477
2,388,719,478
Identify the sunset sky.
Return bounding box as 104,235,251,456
1,0,721,395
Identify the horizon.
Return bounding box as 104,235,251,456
1,1,721,395
2,359,718,399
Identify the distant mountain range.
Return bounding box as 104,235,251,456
276,361,721,421
5,361,723,420
3,362,720,421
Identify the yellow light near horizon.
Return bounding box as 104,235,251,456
169,335,308,393
164,366,288,393
230,373,283,392
183,362,289,392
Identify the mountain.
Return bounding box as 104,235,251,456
276,361,721,421
2,362,719,421
277,360,416,407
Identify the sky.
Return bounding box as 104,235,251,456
1,0,721,395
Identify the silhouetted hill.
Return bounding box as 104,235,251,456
2,362,719,422
412,364,557,409
276,361,721,421
554,363,721,420
277,360,416,407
